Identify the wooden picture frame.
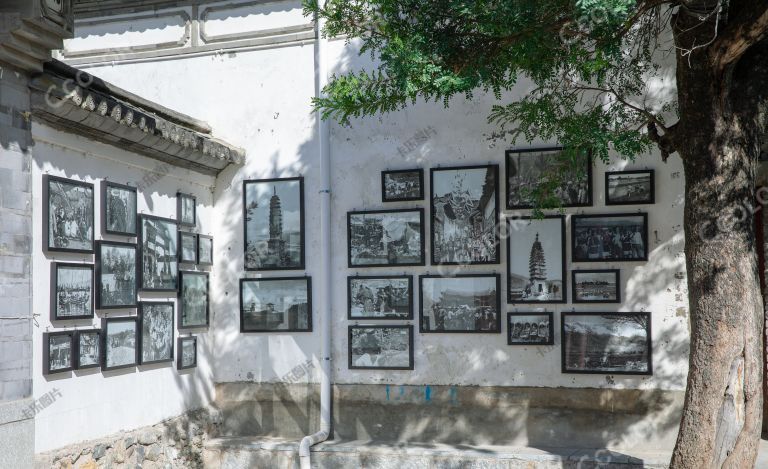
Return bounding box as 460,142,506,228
381,168,424,202
177,336,198,370
138,302,175,365
177,192,196,227
51,262,94,321
178,231,198,264
572,269,621,304
605,170,655,205
179,271,209,330
507,215,566,304
43,331,75,374
347,209,425,268
74,329,101,370
347,275,413,320
101,180,137,236
507,312,555,346
419,274,501,333
101,316,139,371
239,276,312,333
571,213,649,262
44,175,94,253
197,234,213,266
348,325,414,370
95,240,137,310
139,215,178,292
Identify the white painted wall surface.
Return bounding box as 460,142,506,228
31,125,216,452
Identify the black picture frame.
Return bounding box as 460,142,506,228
101,180,138,236
430,165,500,266
43,175,94,253
571,213,649,262
197,234,213,266
95,240,137,310
561,311,653,375
419,274,501,333
348,325,414,370
177,192,196,227
507,312,555,346
239,276,313,333
507,215,566,304
243,177,305,271
381,168,424,202
605,170,655,205
43,331,75,374
74,329,101,370
347,275,413,320
179,231,198,264
51,262,94,321
138,215,178,292
179,271,210,330
101,316,139,371
505,147,593,210
572,269,621,304
177,336,198,370
138,301,175,365
347,208,425,268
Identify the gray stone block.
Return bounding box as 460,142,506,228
0,378,31,401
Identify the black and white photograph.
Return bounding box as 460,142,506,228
75,329,100,370
348,276,412,320
431,165,499,265
198,235,213,266
240,277,312,332
177,336,197,370
51,263,94,320
420,274,501,333
102,317,138,371
507,216,566,304
44,175,94,253
505,147,592,209
177,192,196,227
381,169,424,202
96,241,137,309
348,209,425,267
605,170,655,205
139,215,178,291
572,213,648,262
139,302,174,365
243,177,305,271
102,181,137,236
561,312,652,375
348,325,414,370
179,271,209,329
179,231,197,264
43,331,75,374
572,270,621,303
507,312,554,345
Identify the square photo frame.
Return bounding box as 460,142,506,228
51,263,94,321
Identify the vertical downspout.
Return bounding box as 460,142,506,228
299,3,332,468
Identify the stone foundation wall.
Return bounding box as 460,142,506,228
34,408,222,469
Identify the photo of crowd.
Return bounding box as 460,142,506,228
506,148,591,209
420,275,500,333
507,313,553,345
572,214,647,262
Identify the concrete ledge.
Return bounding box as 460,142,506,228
0,398,34,469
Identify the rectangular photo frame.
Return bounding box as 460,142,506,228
102,180,137,236
347,209,425,268
572,269,621,303
561,312,652,375
96,240,137,310
348,325,414,370
381,168,424,202
177,192,196,227
74,329,101,370
419,274,501,333
179,231,198,264
177,336,198,370
347,275,413,320
197,234,213,266
101,316,139,371
43,331,75,375
507,215,566,304
51,262,94,321
505,147,592,209
571,213,648,262
179,271,210,329
138,302,175,365
605,170,655,205
240,277,312,332
507,312,555,346
44,175,94,253
139,215,178,291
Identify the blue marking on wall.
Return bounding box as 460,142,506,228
449,386,457,405
386,385,390,401
425,385,432,401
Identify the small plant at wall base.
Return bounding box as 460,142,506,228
304,1,768,467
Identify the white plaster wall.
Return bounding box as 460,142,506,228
31,125,216,452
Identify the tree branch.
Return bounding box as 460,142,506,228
709,1,768,73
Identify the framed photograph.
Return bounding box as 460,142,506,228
605,170,655,205
505,147,592,209
139,215,178,291
240,277,312,332
177,192,196,227
96,241,137,309
507,216,566,304
347,209,425,267
102,181,137,236
101,316,138,371
198,235,213,266
139,302,174,365
44,175,94,253
561,312,652,375
572,270,621,303
507,312,554,346
243,177,305,271
572,213,648,262
179,271,209,329
75,329,100,370
51,263,94,320
348,325,414,370
179,231,198,264
348,276,413,320
381,169,424,202
419,274,501,333
177,336,198,370
43,331,75,374
431,165,499,265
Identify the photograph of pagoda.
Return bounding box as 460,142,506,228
244,178,304,270
507,216,565,303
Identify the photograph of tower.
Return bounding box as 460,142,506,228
507,216,565,303
244,177,304,270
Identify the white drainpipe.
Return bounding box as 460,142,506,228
299,4,332,468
